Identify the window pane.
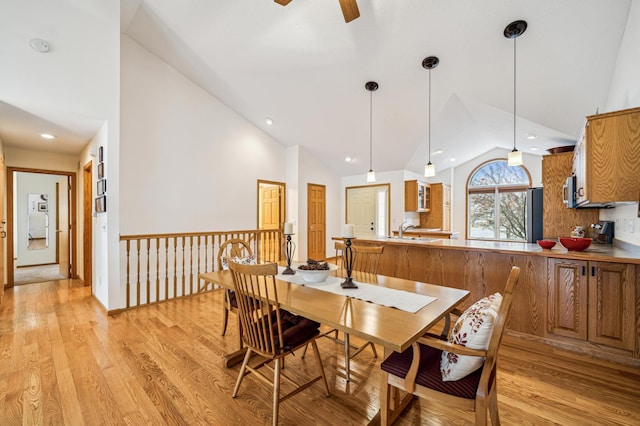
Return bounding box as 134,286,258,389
469,193,496,238
469,160,529,188
499,191,526,240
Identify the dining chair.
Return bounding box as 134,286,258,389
228,261,330,426
217,238,254,348
379,266,520,425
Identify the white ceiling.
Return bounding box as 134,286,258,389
0,0,632,176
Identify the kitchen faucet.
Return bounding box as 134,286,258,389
398,221,416,239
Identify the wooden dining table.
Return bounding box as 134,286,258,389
199,266,469,424
198,267,469,366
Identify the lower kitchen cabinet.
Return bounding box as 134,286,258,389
548,258,635,351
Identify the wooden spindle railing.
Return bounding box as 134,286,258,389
119,229,282,310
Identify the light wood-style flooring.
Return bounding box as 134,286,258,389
1,278,639,425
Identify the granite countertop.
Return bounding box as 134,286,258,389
346,236,640,265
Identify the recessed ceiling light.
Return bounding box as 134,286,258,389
40,133,56,139
530,146,539,151
449,157,456,162
30,38,50,53
345,156,352,162
432,149,443,155
265,118,273,125
527,134,537,139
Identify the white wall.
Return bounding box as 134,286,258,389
601,0,640,246
4,147,78,172
292,146,342,260
120,36,286,236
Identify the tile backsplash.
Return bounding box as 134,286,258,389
601,203,640,247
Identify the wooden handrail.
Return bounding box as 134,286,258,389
119,229,282,311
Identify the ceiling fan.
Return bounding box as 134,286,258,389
274,0,360,23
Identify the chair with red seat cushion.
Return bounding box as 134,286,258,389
379,266,520,425
228,261,330,426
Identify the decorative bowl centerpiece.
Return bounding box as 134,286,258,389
537,240,557,249
297,259,338,283
559,237,592,251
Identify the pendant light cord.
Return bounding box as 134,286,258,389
428,68,432,164
513,36,517,151
369,90,373,171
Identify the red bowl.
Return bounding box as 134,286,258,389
559,237,592,251
537,240,557,249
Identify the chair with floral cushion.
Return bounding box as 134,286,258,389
228,260,330,426
218,238,255,348
379,266,520,425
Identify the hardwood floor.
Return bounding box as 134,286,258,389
1,278,639,425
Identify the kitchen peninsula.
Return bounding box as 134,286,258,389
336,236,640,365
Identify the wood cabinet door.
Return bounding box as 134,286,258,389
542,153,598,239
547,259,588,340
585,107,640,203
587,261,635,351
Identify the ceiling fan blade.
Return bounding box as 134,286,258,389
338,0,360,22
274,0,293,5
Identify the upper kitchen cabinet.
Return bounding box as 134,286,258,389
574,107,640,206
421,183,451,230
405,180,430,212
543,152,598,238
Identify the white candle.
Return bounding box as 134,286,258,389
343,224,355,238
284,222,294,235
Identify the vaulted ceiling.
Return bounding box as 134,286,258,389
1,0,633,177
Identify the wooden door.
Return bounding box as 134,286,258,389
260,184,281,230
83,162,92,288
587,261,635,350
547,258,588,340
307,183,325,260
57,179,70,277
346,186,376,237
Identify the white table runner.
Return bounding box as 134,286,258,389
277,268,436,314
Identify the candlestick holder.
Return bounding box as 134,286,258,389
282,234,296,275
340,237,358,288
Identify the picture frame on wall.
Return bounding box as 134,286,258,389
95,196,106,213
97,179,107,196
98,162,104,179
98,146,104,162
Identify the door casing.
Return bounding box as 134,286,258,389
6,167,77,287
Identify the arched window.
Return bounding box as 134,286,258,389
467,160,531,241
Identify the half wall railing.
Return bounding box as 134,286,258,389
119,229,281,311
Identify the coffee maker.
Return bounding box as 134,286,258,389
591,221,615,244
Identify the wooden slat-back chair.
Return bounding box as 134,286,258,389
218,238,253,348
228,261,330,426
380,266,521,425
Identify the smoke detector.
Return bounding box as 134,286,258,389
29,38,50,53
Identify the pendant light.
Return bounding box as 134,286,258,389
422,56,439,177
365,81,378,182
505,20,527,166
